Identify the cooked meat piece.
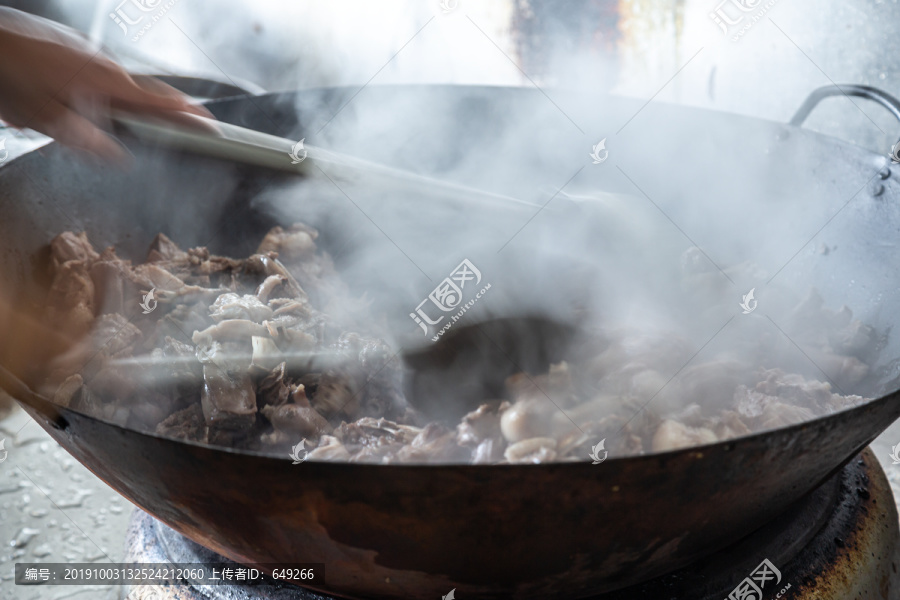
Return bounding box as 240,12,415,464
807,351,869,389
140,301,209,350
45,260,95,340
753,369,832,407
308,435,351,461
504,437,557,463
712,411,752,441
244,254,307,299
156,404,208,443
255,224,349,309
457,402,506,446
52,374,83,408
256,275,287,303
251,336,283,371
269,297,315,318
334,417,421,455
734,385,768,420
159,336,203,386
756,402,816,430
351,442,405,463
257,363,308,409
741,369,870,421
90,313,143,357
652,420,718,452
311,333,409,422
68,384,104,419
256,224,318,263
209,293,273,323
43,313,141,388
89,259,126,315
147,233,189,263
500,397,558,443
133,264,186,293
395,423,468,463
823,392,868,413
155,284,232,305
261,404,332,439
192,320,270,344
90,364,140,399
471,438,505,464
88,247,157,316
49,231,99,275
311,371,359,418
199,364,257,432
555,415,646,459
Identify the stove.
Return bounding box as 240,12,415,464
120,448,900,600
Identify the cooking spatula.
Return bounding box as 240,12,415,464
113,111,540,212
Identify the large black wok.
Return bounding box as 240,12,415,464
2,83,900,599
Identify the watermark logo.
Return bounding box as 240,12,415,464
589,139,608,164
140,288,158,314
409,259,491,341
290,439,309,464
0,138,8,163
740,288,757,314
439,0,458,13
0,438,7,463
442,589,456,600
890,444,900,465
709,0,780,41
727,558,788,600
589,439,608,464
289,139,308,164
890,142,900,164
109,0,180,42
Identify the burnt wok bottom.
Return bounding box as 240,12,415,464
121,448,899,600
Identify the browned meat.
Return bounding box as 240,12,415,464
45,260,95,341
256,275,287,303
243,254,307,299
652,420,717,452
209,293,273,323
261,403,332,439
256,224,318,263
147,233,189,264
457,402,506,447
308,435,351,460
52,374,83,408
90,313,143,357
192,320,270,344
334,417,421,458
395,423,468,463
156,404,208,443
199,364,257,432
39,224,880,464
504,437,557,463
49,231,99,275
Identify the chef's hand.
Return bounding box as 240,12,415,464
0,7,212,162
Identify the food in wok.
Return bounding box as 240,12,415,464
37,223,877,464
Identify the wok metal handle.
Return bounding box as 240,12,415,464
790,84,900,146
